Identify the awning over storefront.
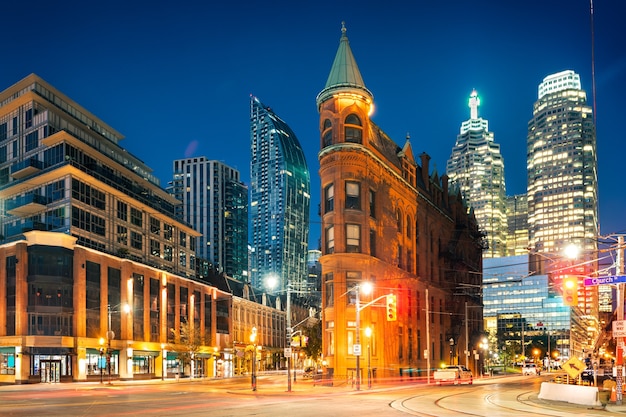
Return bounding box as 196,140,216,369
0,347,15,354
166,352,179,360
133,350,159,357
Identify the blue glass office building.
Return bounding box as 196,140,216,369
249,96,310,293
483,255,574,360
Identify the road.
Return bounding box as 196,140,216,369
0,373,617,416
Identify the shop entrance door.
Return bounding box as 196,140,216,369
40,360,61,383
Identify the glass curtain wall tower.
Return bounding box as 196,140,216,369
169,158,248,282
249,96,310,292
447,90,507,258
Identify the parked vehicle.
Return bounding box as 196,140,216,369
522,363,540,376
433,365,473,385
303,366,321,379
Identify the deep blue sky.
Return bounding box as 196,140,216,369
3,0,625,248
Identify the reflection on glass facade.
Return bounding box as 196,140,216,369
483,255,571,359
447,90,507,258
249,96,310,292
169,158,248,281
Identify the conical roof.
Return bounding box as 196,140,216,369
316,22,373,107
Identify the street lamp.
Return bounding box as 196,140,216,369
352,281,373,391
106,303,130,384
250,327,257,391
481,337,488,377
365,327,372,389
161,343,166,381
449,338,454,365
99,337,105,384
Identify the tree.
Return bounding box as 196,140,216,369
302,321,322,362
169,319,203,376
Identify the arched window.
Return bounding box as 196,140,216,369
396,209,402,233
344,114,362,144
322,119,333,147
406,215,412,239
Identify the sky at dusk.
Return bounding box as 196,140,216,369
3,0,625,248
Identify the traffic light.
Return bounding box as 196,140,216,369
562,276,578,306
386,294,397,321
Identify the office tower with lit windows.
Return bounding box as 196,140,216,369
447,90,507,258
169,158,248,282
527,70,599,357
506,194,529,256
249,96,311,293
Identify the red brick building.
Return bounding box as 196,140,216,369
317,24,484,380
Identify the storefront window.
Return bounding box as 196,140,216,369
0,352,15,375
132,354,154,374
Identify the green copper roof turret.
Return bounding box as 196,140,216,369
316,22,373,108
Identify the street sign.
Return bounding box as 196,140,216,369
284,348,292,357
613,320,626,338
584,275,626,286
562,356,585,379
353,344,361,356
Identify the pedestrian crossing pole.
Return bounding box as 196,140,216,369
616,235,624,405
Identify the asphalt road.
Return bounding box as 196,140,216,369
0,373,618,416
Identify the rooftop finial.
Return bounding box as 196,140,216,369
341,21,347,36
469,89,480,120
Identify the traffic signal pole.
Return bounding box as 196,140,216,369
616,236,624,405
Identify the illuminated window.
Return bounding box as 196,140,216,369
324,183,334,213
344,114,362,144
325,226,334,254
346,224,360,253
346,181,360,210
322,119,332,147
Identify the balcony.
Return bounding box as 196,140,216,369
3,220,49,239
5,194,50,216
10,158,44,179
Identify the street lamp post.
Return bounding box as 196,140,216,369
365,327,372,389
250,327,257,391
106,304,114,384
99,337,104,384
449,338,454,365
161,343,166,381
352,282,373,391
106,303,130,385
481,338,488,378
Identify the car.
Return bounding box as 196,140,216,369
581,368,594,382
522,363,540,376
303,366,321,379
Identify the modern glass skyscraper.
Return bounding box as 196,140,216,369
527,70,598,260
506,194,529,256
169,158,248,282
249,96,310,293
527,70,599,357
447,90,507,258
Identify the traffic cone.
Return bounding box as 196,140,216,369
611,386,617,403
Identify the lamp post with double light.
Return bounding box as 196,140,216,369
250,327,257,391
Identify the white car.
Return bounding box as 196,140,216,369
522,363,540,375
